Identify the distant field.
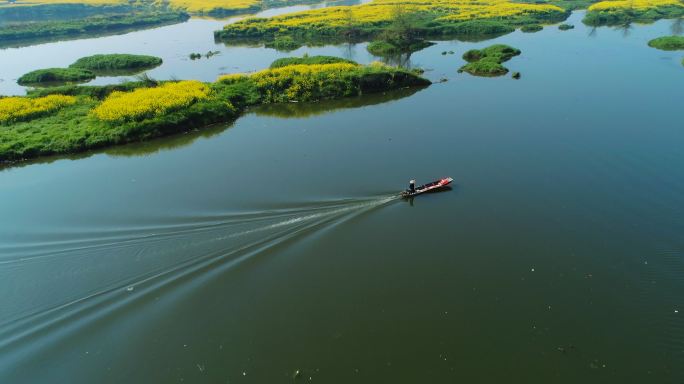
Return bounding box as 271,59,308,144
1,0,264,13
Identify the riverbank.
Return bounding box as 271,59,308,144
0,10,190,48
0,59,429,163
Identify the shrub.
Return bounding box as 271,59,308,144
558,23,574,30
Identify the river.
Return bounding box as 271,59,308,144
1,9,684,384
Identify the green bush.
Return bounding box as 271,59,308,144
648,36,684,51
17,68,95,85
558,23,574,30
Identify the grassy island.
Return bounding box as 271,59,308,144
458,44,521,76
0,59,429,162
583,0,684,26
647,36,684,50
0,11,189,48
17,68,96,85
558,23,575,30
215,0,568,49
70,54,163,75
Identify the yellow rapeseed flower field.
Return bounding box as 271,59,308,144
220,62,378,101
7,0,127,6
588,0,684,11
92,81,211,122
225,0,563,30
8,0,260,12
0,95,76,124
154,0,260,12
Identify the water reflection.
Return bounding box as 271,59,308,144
671,18,683,35
252,86,426,119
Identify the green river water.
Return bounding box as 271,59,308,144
1,9,684,384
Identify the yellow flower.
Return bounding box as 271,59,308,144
588,0,684,11
92,81,211,123
0,94,76,124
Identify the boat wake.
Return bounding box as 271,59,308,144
0,194,399,360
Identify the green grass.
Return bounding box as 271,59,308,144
17,68,95,85
521,23,543,32
558,23,574,30
459,44,521,76
69,54,163,75
1,59,430,163
269,55,355,68
648,36,684,51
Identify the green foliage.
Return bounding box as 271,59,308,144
558,23,575,29
583,6,684,26
0,11,189,47
69,54,162,74
521,23,543,32
269,55,355,68
17,68,95,85
265,36,302,51
459,44,521,76
648,35,684,50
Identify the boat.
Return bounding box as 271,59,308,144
401,177,453,197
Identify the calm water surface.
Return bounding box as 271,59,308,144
2,11,684,383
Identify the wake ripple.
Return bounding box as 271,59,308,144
0,194,399,357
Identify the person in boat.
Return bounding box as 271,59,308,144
409,180,416,194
